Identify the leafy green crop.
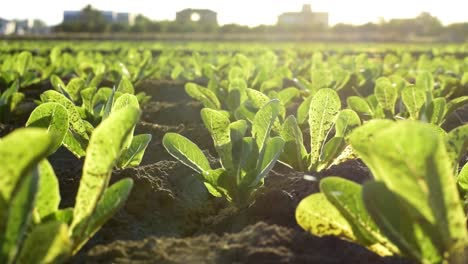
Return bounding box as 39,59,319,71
163,100,284,207
296,121,468,263
280,88,360,172
347,73,468,126
0,106,143,263
0,80,24,123
25,102,69,155
0,128,71,264
39,90,151,166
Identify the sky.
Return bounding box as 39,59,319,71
0,0,466,26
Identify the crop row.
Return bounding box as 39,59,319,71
0,45,467,263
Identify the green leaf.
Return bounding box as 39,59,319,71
252,136,284,187
318,137,346,171
416,71,434,101
17,221,71,264
112,93,139,112
9,92,24,112
102,88,116,120
41,208,74,226
36,160,60,219
170,64,183,80
276,87,299,106
401,86,426,120
347,96,374,119
363,182,441,263
73,178,133,254
117,75,135,94
0,128,51,200
348,119,394,179
15,51,32,77
185,83,220,109
246,88,270,109
426,97,446,125
446,124,468,172
41,90,89,157
308,88,341,171
296,193,356,241
118,134,152,169
311,69,333,90
1,169,38,264
65,78,85,103
374,77,398,116
80,87,96,112
446,96,468,117
163,133,211,174
355,121,467,259
458,164,468,193
229,120,248,182
335,109,361,138
201,169,227,198
297,95,312,125
320,177,398,256
252,99,281,152
280,116,307,171
201,108,233,170
91,87,113,117
26,102,69,155
228,66,245,81
71,107,140,244
363,181,441,263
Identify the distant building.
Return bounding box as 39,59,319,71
176,9,217,25
63,10,135,25
63,11,82,23
278,4,328,27
0,18,16,35
0,18,49,35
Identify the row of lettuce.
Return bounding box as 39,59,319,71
1,63,152,263
0,46,467,263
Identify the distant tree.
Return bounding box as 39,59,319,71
219,24,250,33
332,23,355,34
80,5,107,32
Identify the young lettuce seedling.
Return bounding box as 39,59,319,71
0,128,71,264
0,107,143,263
25,102,69,156
296,121,468,264
39,90,151,168
280,88,361,173
0,80,25,123
163,100,285,207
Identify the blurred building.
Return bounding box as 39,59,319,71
176,9,217,25
0,18,49,35
0,18,16,35
278,4,328,27
63,10,135,25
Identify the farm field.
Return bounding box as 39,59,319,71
1,41,468,264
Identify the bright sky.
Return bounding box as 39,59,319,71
1,0,466,26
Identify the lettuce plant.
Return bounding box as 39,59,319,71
0,107,142,263
347,73,468,125
0,80,24,123
25,102,69,156
50,75,150,125
0,128,71,264
296,120,468,263
280,88,361,172
163,100,285,207
39,90,151,167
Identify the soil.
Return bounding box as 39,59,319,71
43,79,416,264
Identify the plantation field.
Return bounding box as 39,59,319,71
0,41,467,264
